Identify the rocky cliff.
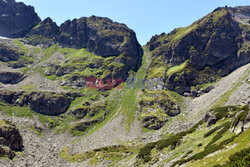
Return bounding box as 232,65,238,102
25,16,143,79
0,0,41,38
146,6,250,96
0,0,143,82
0,90,73,115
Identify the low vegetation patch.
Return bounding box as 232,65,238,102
167,60,189,76
213,147,250,167
138,120,203,162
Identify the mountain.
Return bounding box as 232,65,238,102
24,16,143,80
146,6,250,95
0,0,41,37
0,1,249,167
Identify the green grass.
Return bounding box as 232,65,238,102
45,75,57,81
147,66,166,79
212,9,228,23
170,26,197,44
185,128,250,167
167,60,189,76
60,144,135,164
120,84,138,131
38,113,76,134
30,126,44,138
42,45,59,61
13,39,29,56
166,90,184,109
205,121,231,149
19,84,35,91
84,90,121,136
171,105,248,167
120,49,151,131
204,123,226,138
138,120,203,162
214,147,250,167
231,106,249,128
13,39,34,63
0,103,34,118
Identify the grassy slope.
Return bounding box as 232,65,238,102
120,47,151,131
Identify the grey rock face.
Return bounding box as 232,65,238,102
0,71,25,84
0,0,41,37
146,7,250,95
26,16,143,78
0,42,22,62
230,109,250,134
0,90,73,115
26,92,72,115
0,120,23,151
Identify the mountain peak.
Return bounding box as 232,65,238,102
0,0,41,38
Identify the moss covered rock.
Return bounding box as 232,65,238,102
0,42,23,62
0,120,23,159
0,90,73,115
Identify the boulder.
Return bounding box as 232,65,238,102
26,92,72,115
0,90,73,115
0,120,23,152
142,116,166,130
0,71,25,84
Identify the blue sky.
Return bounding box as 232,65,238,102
18,0,249,45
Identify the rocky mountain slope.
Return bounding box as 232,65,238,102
0,0,40,38
146,6,249,95
0,0,249,166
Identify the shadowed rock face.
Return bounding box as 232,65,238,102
0,42,23,62
0,120,23,151
0,90,73,115
27,16,142,57
0,72,25,84
0,120,23,159
0,0,41,38
27,92,72,115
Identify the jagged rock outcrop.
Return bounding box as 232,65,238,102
139,90,181,130
26,92,72,115
60,74,87,88
0,0,41,38
204,105,249,133
0,90,73,115
7,61,26,68
146,6,250,95
230,107,250,134
26,16,143,79
0,42,23,62
27,16,142,58
0,0,143,83
0,71,25,84
0,120,23,159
